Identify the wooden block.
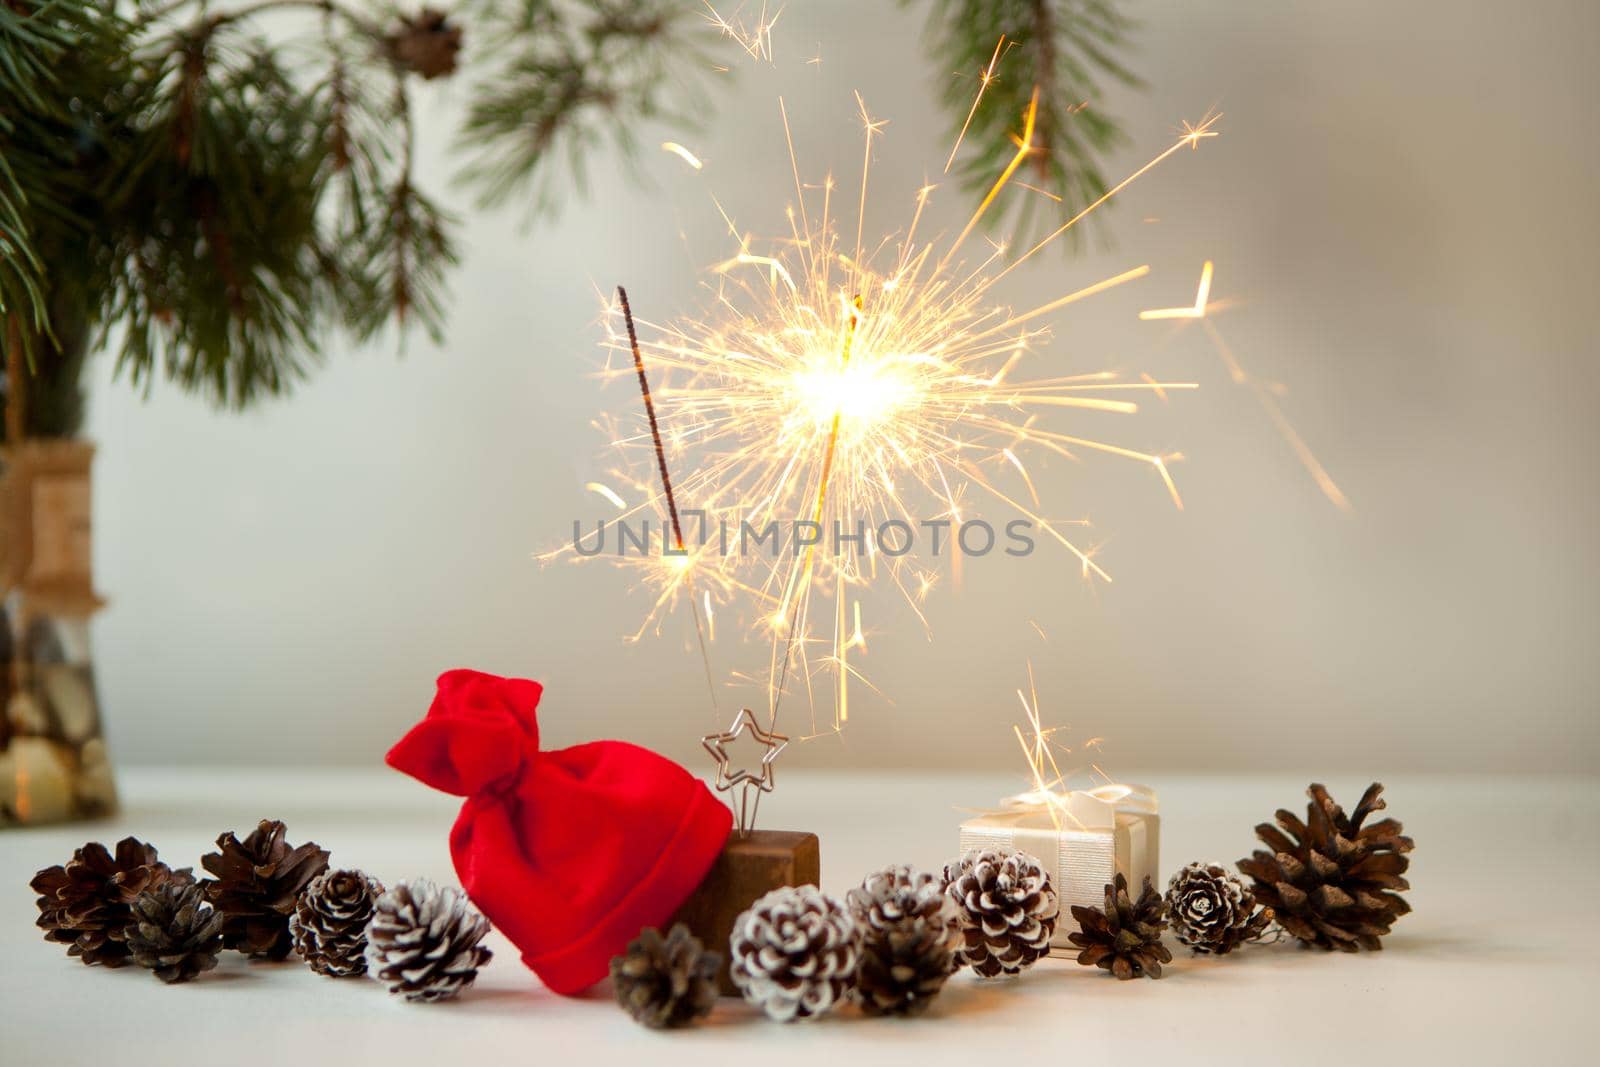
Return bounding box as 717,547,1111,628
670,829,820,995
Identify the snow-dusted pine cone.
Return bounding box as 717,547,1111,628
292,868,385,977
846,865,961,1016
124,881,225,984
942,848,1058,978
365,880,492,1002
1165,861,1272,955
610,924,720,1029
729,885,860,1022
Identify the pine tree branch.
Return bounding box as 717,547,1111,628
905,0,1142,251
4,0,721,428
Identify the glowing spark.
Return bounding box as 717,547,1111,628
585,482,627,510
1139,373,1170,403
1002,447,1040,507
702,1,782,62
1140,260,1214,320
945,87,1038,266
944,36,1006,174
1014,181,1063,203
1134,258,1349,512
1181,115,1220,148
661,141,705,170
1012,667,1082,829
1202,319,1351,512
971,264,1150,340
1154,456,1184,511
1000,112,1221,280
853,93,886,275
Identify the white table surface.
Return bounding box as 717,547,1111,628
3,768,1595,1065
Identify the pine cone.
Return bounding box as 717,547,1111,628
124,881,225,983
201,819,330,960
609,924,719,1029
729,885,860,1022
365,879,492,1002
942,847,1058,978
846,865,961,1016
1237,782,1413,951
1068,873,1172,979
30,837,187,966
385,8,463,80
291,868,385,977
1165,861,1272,955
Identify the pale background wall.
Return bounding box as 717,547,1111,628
86,1,1599,774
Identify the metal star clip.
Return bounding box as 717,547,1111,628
701,708,788,834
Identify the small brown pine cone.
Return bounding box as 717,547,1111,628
30,837,188,967
729,885,860,1022
1238,782,1413,952
610,924,719,1029
1165,861,1272,955
1068,873,1173,980
847,865,961,1016
124,881,225,984
201,819,330,960
942,848,1058,978
385,8,463,80
292,868,385,977
365,879,492,1002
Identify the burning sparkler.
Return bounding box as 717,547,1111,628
549,50,1222,741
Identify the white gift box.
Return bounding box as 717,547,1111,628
957,783,1160,954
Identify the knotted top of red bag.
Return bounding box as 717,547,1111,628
386,669,732,995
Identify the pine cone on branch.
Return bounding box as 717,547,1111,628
610,924,719,1029
1068,873,1172,980
847,865,961,1016
1238,782,1413,952
942,847,1058,978
729,885,860,1022
124,881,226,984
292,868,385,977
30,837,188,967
385,8,463,80
1165,861,1272,955
365,879,492,1002
201,819,330,960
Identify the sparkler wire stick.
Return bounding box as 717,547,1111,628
768,293,863,727
616,285,721,710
